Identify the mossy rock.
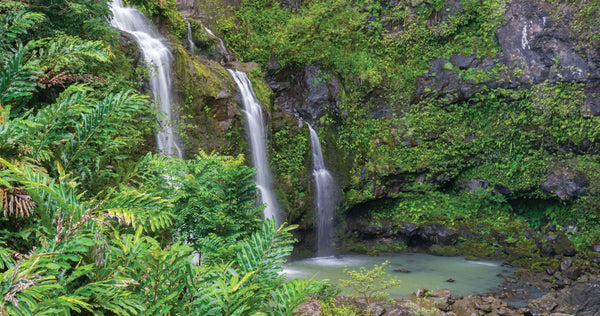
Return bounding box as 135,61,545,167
174,44,244,156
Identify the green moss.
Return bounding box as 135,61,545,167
126,0,186,40
270,120,311,223
173,44,246,156
246,66,273,110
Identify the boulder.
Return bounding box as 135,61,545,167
418,224,458,245
294,299,321,316
541,168,589,201
538,233,577,257
529,279,600,315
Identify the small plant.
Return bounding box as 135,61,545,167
340,260,401,312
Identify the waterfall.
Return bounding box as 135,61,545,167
308,124,338,256
109,0,182,158
227,69,280,224
185,18,195,53
203,27,230,63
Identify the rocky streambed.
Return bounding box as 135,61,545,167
296,274,600,315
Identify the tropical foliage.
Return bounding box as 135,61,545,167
0,2,319,315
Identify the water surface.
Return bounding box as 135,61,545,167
284,253,515,298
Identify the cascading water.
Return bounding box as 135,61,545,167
227,69,280,224
308,124,338,256
203,27,230,63
109,0,182,158
185,18,195,53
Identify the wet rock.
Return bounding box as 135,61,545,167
459,178,490,192
565,266,583,280
497,0,590,85
398,222,419,237
265,64,340,125
363,225,383,238
393,269,411,273
418,224,458,245
541,167,589,201
559,258,572,271
369,303,385,316
591,243,600,253
493,184,513,197
538,233,576,257
546,267,555,275
382,307,415,316
529,279,600,315
450,54,476,70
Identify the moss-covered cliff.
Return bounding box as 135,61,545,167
129,0,600,254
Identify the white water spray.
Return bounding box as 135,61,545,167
308,124,338,256
227,69,280,224
109,0,182,158
185,18,195,53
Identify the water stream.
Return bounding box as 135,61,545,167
227,69,280,224
308,124,339,256
185,18,195,53
203,27,230,63
285,253,516,298
109,0,182,158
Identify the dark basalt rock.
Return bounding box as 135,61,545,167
397,222,419,237
411,0,600,113
538,233,577,257
493,184,513,197
265,63,341,125
418,223,458,245
583,81,600,116
565,266,583,281
529,279,600,315
459,178,490,192
541,167,589,201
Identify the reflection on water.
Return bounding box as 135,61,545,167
284,253,516,298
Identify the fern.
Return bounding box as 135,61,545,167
0,9,45,51
0,43,41,104
100,186,174,232
29,35,111,73
268,279,323,316
28,85,91,162
193,220,315,315
62,89,145,171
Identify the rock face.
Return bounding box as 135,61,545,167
173,46,244,156
266,63,341,125
410,0,600,107
347,218,458,246
529,279,600,315
497,0,591,86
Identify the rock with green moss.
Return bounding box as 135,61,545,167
174,44,245,156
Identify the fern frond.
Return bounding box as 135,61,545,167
100,187,174,232
29,35,111,73
0,9,45,47
0,43,41,104
27,85,91,161
62,90,145,171
236,219,296,279
268,279,321,316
